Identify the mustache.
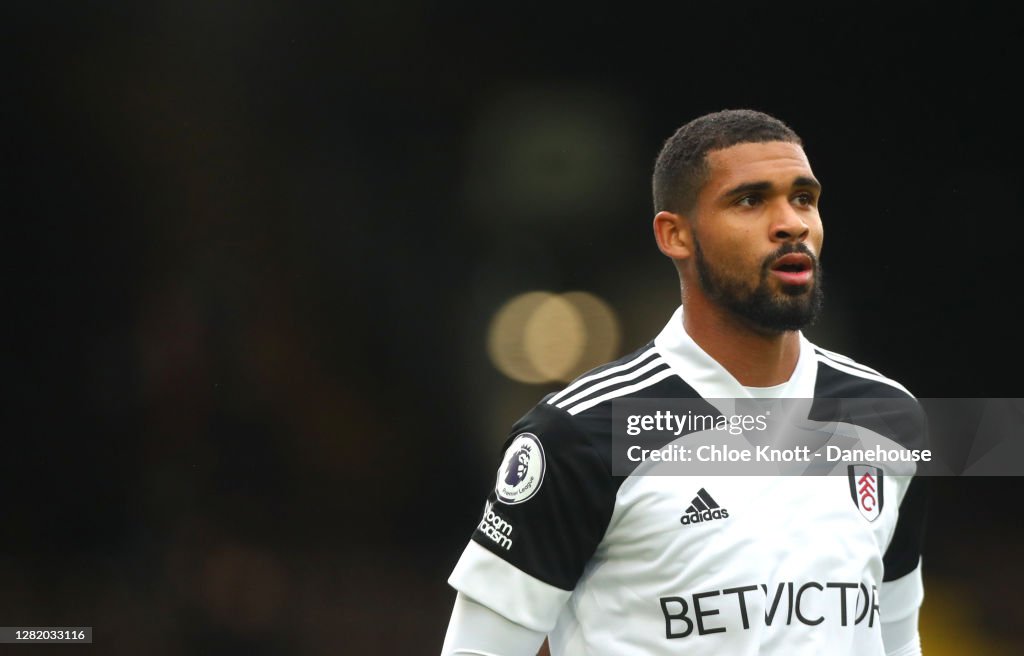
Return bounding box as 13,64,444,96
761,243,819,272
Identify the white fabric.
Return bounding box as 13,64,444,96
653,305,820,401
548,475,902,654
885,639,922,656
439,579,920,656
448,540,572,633
879,564,924,622
441,592,547,656
881,609,921,655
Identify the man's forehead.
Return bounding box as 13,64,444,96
704,141,814,190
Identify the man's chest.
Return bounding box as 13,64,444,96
591,475,900,594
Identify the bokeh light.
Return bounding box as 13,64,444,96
487,291,621,384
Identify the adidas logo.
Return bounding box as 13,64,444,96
680,488,729,525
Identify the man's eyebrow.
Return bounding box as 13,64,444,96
721,181,773,198
793,176,822,191
721,177,822,199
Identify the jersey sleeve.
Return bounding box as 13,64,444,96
879,476,928,622
448,402,616,632
441,592,548,655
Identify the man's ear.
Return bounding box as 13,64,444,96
653,210,694,261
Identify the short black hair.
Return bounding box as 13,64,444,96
652,109,802,215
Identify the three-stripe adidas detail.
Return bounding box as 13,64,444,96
813,347,912,396
547,347,675,416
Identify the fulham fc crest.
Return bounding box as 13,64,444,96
848,465,884,522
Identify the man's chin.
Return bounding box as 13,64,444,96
779,283,813,297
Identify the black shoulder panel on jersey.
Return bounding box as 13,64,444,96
569,374,716,477
883,476,929,581
813,356,911,399
810,360,927,451
470,402,619,591
469,361,710,591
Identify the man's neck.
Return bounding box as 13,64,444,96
681,296,802,388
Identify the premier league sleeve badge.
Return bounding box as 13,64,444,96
495,433,546,505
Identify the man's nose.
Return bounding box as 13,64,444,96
770,201,810,242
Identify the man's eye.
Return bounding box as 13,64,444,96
793,193,816,206
736,195,761,207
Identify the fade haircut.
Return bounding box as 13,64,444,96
652,109,802,215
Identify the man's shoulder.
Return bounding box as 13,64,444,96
807,341,928,453
506,344,658,438
497,344,687,476
541,342,697,417
506,344,698,453
808,341,916,400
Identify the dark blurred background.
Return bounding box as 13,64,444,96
7,1,1023,653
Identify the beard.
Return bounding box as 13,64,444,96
693,239,824,334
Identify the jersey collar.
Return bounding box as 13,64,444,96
653,305,818,400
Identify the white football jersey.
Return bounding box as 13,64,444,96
450,307,926,655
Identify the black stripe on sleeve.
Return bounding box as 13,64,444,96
883,476,929,581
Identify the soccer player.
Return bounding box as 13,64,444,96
441,110,926,655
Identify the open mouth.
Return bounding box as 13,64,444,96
770,253,814,285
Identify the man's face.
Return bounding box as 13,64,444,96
689,141,824,333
